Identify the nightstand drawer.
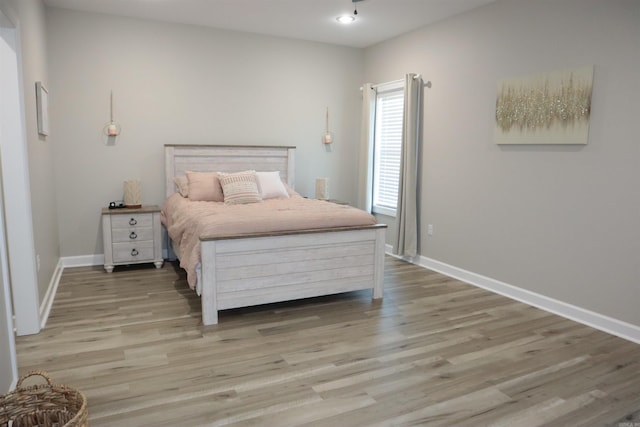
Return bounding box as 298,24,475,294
111,213,153,229
112,240,154,263
111,227,154,243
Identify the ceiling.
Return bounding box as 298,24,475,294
42,0,496,48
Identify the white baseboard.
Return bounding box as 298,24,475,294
385,245,640,344
62,254,104,268
38,259,63,329
62,252,169,267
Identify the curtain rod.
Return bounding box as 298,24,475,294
360,75,432,91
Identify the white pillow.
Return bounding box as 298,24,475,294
256,171,289,200
218,171,262,205
173,176,189,197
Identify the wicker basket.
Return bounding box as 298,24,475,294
0,371,87,427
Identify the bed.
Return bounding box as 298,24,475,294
163,144,387,325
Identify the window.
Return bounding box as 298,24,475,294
372,82,404,217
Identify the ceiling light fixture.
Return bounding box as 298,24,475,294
336,0,363,24
336,15,355,24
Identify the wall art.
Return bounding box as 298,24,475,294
494,65,593,145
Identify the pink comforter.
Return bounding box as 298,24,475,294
161,193,377,290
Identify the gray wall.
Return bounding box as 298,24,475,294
9,0,57,306
364,0,640,325
46,8,364,257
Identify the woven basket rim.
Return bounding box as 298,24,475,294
0,371,88,427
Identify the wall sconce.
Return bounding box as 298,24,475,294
322,107,334,144
103,90,121,138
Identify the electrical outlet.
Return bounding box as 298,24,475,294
36,254,41,272
427,224,434,236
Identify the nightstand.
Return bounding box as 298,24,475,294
101,205,163,273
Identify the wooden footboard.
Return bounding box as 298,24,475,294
199,224,386,325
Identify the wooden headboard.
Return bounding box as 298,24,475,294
164,145,296,198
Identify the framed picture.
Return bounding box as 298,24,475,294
35,81,49,136
494,65,594,145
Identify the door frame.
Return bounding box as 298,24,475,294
0,0,41,339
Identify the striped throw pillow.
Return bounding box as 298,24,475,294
218,171,262,205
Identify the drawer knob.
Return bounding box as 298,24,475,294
131,248,139,257
129,218,137,226
129,231,137,240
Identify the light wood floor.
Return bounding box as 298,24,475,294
16,257,640,426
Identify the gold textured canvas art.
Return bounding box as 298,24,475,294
494,65,593,145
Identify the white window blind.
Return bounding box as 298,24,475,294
373,86,404,217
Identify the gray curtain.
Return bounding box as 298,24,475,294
393,74,423,257
358,83,376,213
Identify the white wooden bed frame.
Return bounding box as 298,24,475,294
165,144,386,325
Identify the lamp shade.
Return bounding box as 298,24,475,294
315,178,329,200
123,180,142,208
